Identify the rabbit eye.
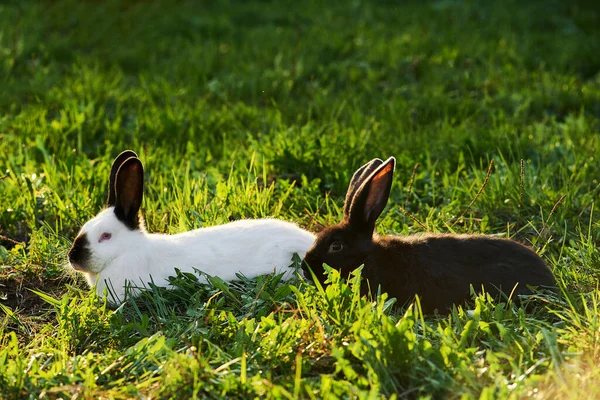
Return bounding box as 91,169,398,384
98,232,112,243
329,242,343,253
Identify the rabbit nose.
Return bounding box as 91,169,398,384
68,244,81,263
67,246,77,262
301,259,315,280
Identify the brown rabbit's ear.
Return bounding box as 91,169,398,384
108,150,138,207
346,157,396,232
114,157,144,230
343,158,384,217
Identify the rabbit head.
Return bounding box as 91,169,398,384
302,157,396,283
68,150,146,276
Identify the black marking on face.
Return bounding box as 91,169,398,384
68,233,92,271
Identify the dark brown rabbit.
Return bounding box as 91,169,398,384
302,157,555,314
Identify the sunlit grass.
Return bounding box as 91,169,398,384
1,0,600,398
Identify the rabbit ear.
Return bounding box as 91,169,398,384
346,157,395,232
108,150,138,207
343,158,384,217
114,157,144,230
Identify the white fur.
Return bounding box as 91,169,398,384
73,208,315,304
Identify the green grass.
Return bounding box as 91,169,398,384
1,0,600,398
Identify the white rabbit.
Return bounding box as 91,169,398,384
68,150,316,304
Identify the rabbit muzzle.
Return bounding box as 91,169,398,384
68,233,92,272
301,254,326,284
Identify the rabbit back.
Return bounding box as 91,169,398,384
96,218,315,303
365,234,554,313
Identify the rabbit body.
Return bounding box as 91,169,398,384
68,151,315,304
302,157,555,314
84,213,314,303
363,233,553,313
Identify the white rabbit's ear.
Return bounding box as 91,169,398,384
343,158,384,217
114,157,144,230
346,157,395,233
108,150,138,207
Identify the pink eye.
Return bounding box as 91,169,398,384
98,232,112,243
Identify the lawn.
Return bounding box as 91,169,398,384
1,0,600,398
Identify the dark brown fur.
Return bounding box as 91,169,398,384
302,158,555,314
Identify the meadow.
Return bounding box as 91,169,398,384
1,0,600,398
